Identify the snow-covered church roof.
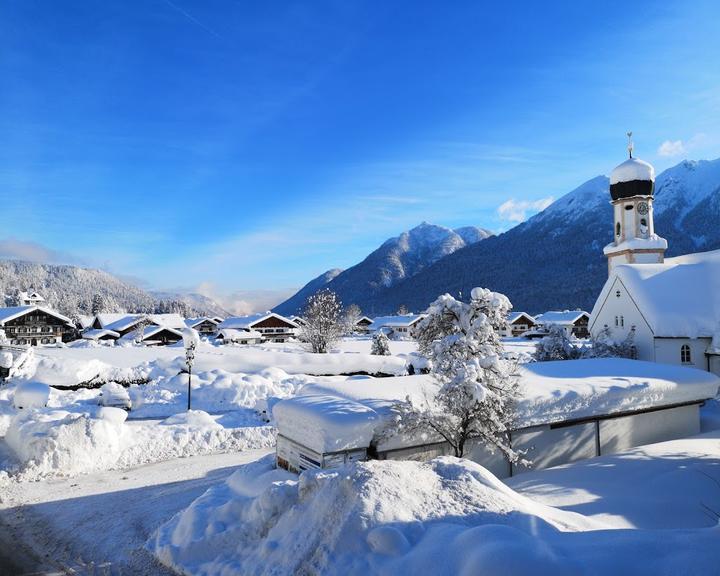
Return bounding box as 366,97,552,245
591,248,720,338
610,157,655,185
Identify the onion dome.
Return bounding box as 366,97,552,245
609,133,655,200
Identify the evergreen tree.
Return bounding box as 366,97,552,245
91,293,106,315
370,330,391,356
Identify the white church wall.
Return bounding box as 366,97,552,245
708,355,720,377
653,337,711,371
590,278,655,360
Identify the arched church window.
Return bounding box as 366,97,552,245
620,316,624,327
681,344,692,364
616,222,621,237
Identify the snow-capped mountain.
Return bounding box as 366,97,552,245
273,223,492,315
278,158,720,317
271,268,343,318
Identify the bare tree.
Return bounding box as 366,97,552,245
300,289,343,354
343,303,363,335
379,287,524,463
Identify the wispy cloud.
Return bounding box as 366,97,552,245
0,238,85,266
195,282,295,315
657,133,707,157
496,197,554,223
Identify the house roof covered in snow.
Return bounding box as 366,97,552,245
591,248,720,338
185,317,219,328
147,314,186,329
95,313,130,329
369,314,426,331
535,310,589,326
218,312,298,330
103,314,145,332
0,306,72,326
507,312,536,325
81,328,120,340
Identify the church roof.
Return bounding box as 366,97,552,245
591,249,720,338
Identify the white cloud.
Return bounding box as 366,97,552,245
657,140,686,157
0,237,84,266
657,133,708,157
497,197,554,223
195,282,296,315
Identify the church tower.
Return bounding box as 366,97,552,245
603,133,667,274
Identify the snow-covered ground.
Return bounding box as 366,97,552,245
151,431,720,576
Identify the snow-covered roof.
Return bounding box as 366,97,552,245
356,316,373,325
218,312,298,330
78,315,95,329
185,317,219,328
276,358,718,453
369,314,426,331
535,310,589,326
591,248,720,338
217,328,263,341
507,312,535,325
147,313,186,329
81,328,120,340
95,313,129,329
104,314,144,332
610,157,655,185
604,235,668,256
0,306,72,326
141,325,183,340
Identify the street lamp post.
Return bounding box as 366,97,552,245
182,328,200,411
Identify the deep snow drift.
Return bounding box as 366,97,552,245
151,445,720,576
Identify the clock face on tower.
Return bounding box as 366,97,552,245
637,201,649,215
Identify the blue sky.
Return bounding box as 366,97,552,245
2,1,720,311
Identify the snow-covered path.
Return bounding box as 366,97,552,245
0,448,271,575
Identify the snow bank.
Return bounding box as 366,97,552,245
150,456,599,576
13,381,50,409
152,454,720,575
5,407,128,478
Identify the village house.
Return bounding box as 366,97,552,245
590,143,720,376
185,317,220,336
218,312,299,343
85,313,186,345
18,291,46,307
501,312,537,337
354,316,374,334
535,310,590,339
368,314,427,339
0,306,75,346
216,328,264,345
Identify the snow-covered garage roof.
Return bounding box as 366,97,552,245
369,314,426,331
591,248,720,338
275,359,719,453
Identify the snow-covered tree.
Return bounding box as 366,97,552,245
379,287,523,462
533,325,583,361
343,303,363,334
588,326,636,359
300,289,343,354
133,316,152,345
396,304,409,315
91,293,106,315
370,330,391,356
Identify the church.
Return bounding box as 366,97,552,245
589,136,720,375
